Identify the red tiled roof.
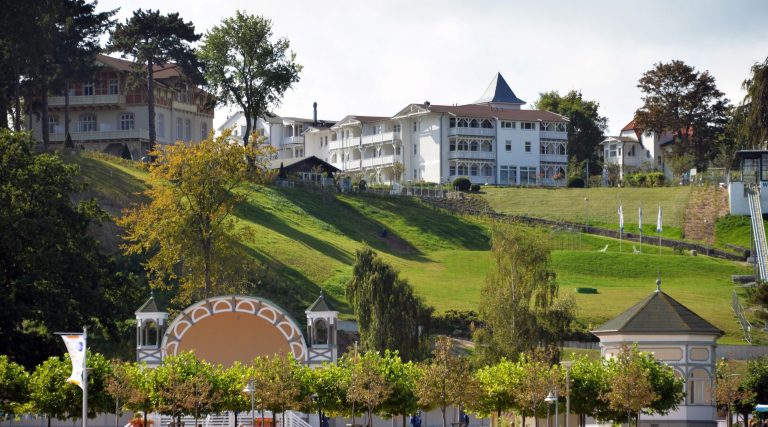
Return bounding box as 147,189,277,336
621,119,637,131
428,104,567,122
96,54,184,80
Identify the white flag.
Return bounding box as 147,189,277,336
618,204,624,232
60,334,85,389
639,205,643,231
657,205,663,233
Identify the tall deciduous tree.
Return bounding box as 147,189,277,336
108,9,202,150
346,247,433,361
715,358,753,427
471,358,521,421
118,130,272,302
634,60,729,172
473,224,573,366
0,355,29,420
261,354,305,427
415,337,478,427
534,90,607,171
347,352,393,427
199,11,301,147
516,350,561,427
0,130,127,368
742,57,768,148
602,345,668,427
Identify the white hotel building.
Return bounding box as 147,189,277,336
218,74,569,186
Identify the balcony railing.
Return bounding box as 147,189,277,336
448,127,495,137
540,130,568,140
541,154,568,163
282,136,304,146
50,128,149,142
48,94,124,107
361,155,396,168
328,138,360,151
172,100,198,113
361,131,401,146
447,150,495,160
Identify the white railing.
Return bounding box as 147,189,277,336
48,94,124,106
50,128,149,142
172,100,198,113
328,138,359,151
361,131,401,145
283,411,311,427
448,127,495,137
361,154,395,168
540,154,568,163
282,136,304,146
540,130,568,140
447,150,494,160
748,185,768,281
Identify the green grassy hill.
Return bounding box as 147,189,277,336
69,154,756,344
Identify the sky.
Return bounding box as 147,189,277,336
97,0,768,134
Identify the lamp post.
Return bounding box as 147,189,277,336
544,388,559,427
243,380,255,427
561,361,572,427
584,197,589,233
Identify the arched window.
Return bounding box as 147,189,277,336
314,319,328,345
469,119,479,128
481,119,493,129
470,164,478,176
142,320,159,347
483,165,493,177
458,118,468,127
688,369,712,405
458,164,468,175
481,141,493,152
470,141,479,151
458,140,469,151
558,144,566,155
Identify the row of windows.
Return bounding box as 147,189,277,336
449,118,494,129
77,80,119,96
540,142,567,155
606,144,651,159
449,140,493,152
449,164,494,177
47,112,207,140
505,140,532,152
499,166,538,185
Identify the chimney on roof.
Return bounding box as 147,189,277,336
313,102,318,125
424,100,431,107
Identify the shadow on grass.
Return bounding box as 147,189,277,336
275,187,432,261
240,244,351,318
341,192,491,251
237,196,356,265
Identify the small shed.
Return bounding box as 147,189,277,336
591,278,723,427
269,156,340,184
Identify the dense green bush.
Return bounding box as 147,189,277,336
452,177,471,191
626,171,665,187
567,176,585,188
432,309,481,338
470,184,481,192
358,179,367,191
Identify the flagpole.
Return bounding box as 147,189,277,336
83,326,88,427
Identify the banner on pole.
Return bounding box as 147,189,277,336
618,204,624,232
657,205,663,233
60,334,85,389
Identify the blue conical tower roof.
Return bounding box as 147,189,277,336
474,73,526,105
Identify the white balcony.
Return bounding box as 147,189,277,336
361,131,401,146
541,154,568,163
448,127,495,137
540,130,568,140
172,100,198,113
48,94,124,107
50,128,149,142
361,155,396,168
447,150,495,160
282,136,304,146
328,138,360,151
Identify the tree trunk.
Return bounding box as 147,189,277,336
146,58,156,152
0,91,8,129
41,86,49,148
441,406,446,427
64,79,70,140
13,65,21,132
243,113,252,148
203,234,212,298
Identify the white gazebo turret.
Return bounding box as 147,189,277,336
305,290,339,366
135,292,168,367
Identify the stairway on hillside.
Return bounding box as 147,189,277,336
683,186,729,244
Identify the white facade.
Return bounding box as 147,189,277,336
600,120,675,181
28,55,213,159
217,74,570,186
